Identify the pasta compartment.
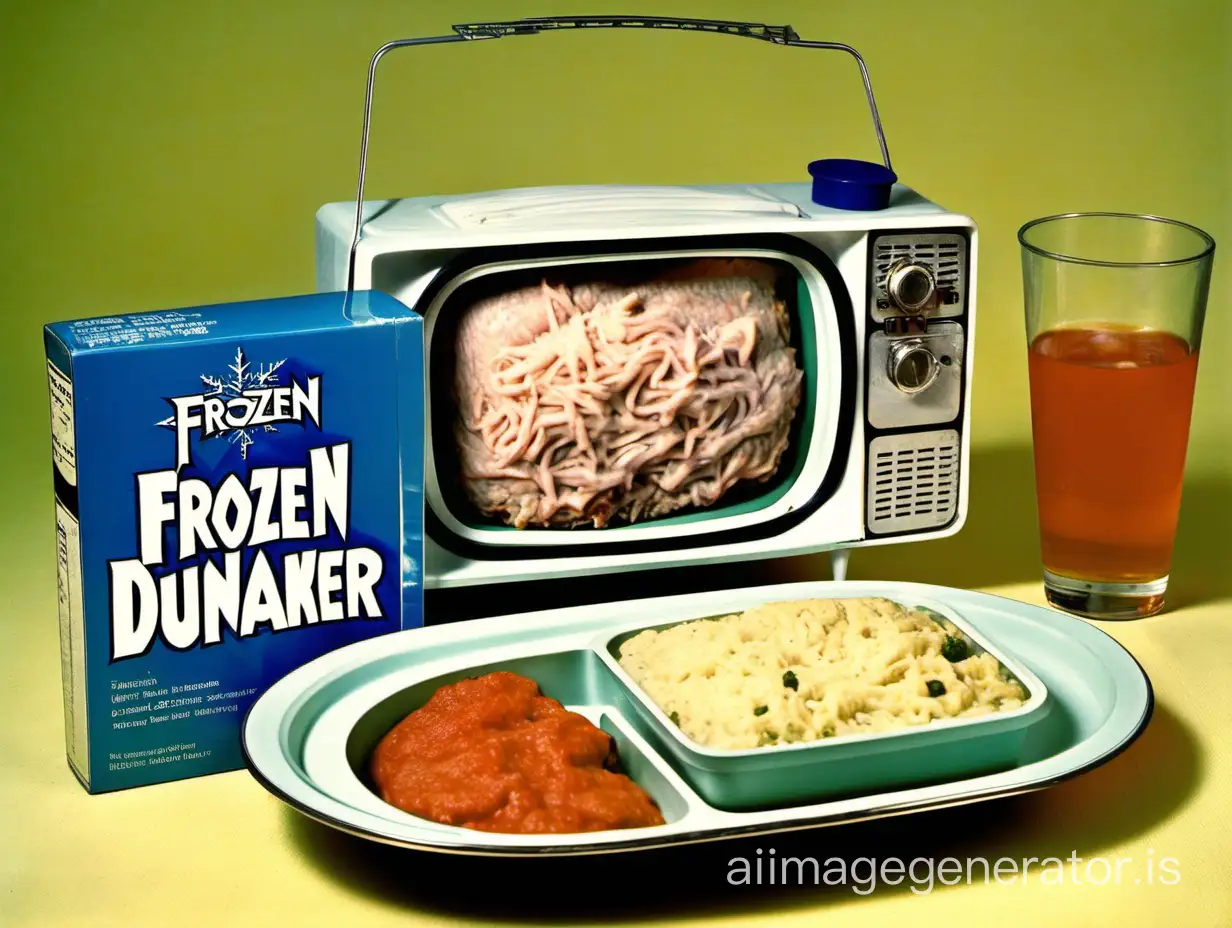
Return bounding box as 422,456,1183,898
593,596,1051,810
601,596,1047,756
421,241,846,550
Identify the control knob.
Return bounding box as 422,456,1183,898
887,339,940,394
886,261,937,313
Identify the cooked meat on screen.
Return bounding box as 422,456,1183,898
453,259,805,528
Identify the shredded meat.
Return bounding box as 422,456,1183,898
453,258,804,529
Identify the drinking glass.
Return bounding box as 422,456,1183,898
1019,212,1214,619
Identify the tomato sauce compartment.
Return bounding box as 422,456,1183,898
339,650,691,831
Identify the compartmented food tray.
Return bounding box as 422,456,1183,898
242,581,1151,856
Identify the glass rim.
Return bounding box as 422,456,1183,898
1018,212,1215,268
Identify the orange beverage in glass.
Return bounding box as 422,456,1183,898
1020,214,1214,619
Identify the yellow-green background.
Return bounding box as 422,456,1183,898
2,2,1229,926
2,0,1227,596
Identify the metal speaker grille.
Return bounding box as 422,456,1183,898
867,430,960,534
872,234,965,306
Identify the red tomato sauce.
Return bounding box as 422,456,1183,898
371,671,666,834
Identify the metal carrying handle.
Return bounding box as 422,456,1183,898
347,15,893,290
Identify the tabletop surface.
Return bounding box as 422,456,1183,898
5,580,1230,928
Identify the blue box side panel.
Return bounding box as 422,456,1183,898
45,330,91,788
397,319,425,629
63,311,418,791
45,330,74,379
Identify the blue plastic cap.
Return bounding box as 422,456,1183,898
807,158,898,211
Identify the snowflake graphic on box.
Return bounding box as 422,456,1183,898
157,346,286,459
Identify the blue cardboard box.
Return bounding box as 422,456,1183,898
44,290,423,792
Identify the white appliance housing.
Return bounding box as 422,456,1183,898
316,182,977,589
